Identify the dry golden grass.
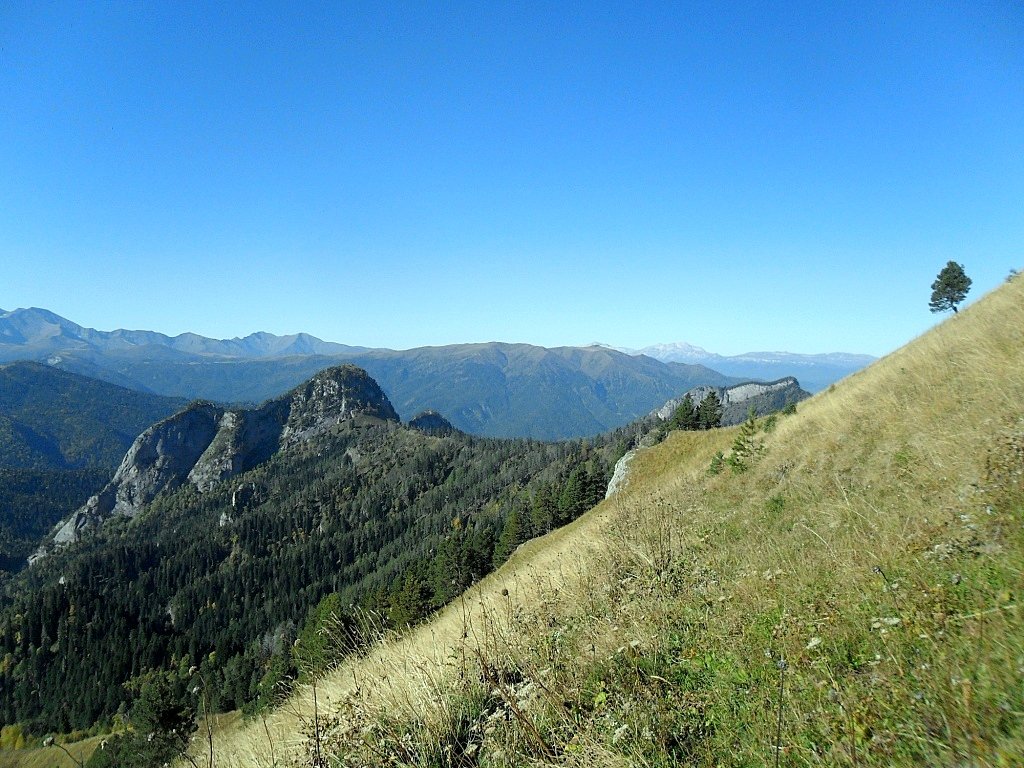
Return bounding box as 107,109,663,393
0,734,101,768
201,277,1024,767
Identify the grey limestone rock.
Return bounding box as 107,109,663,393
605,449,637,499
36,365,400,559
656,377,809,426
280,364,399,447
54,402,224,545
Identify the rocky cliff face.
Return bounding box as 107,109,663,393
188,398,291,491
281,365,398,447
50,402,224,546
656,377,809,426
37,365,399,554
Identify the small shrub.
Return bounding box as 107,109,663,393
708,451,725,475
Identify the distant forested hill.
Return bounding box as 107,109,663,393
11,342,737,439
0,363,184,574
0,361,185,469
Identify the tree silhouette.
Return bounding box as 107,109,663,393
929,261,972,314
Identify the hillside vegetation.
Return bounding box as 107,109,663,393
208,277,1024,767
0,363,184,574
0,362,184,470
0,402,622,743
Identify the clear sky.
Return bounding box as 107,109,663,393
2,2,1021,356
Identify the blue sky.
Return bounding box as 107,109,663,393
2,2,1021,356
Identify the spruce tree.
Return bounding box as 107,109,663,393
697,391,723,430
726,407,762,473
669,393,698,431
929,261,972,314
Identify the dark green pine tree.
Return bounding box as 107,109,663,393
929,261,972,314
696,391,723,430
493,509,526,566
557,467,586,525
87,669,196,768
387,572,431,629
530,484,557,535
669,393,698,431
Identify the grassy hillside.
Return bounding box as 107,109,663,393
201,276,1024,767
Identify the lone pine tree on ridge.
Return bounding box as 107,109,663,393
929,261,972,314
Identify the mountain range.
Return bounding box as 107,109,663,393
0,307,869,437
0,308,736,439
598,341,875,393
0,306,367,359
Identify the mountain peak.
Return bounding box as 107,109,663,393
282,364,399,445
408,409,457,435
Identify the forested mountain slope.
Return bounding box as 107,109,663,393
38,343,735,439
207,277,1024,767
0,362,184,470
348,343,734,438
0,365,628,742
0,364,184,574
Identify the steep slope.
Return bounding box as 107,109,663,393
0,364,185,573
210,277,1024,767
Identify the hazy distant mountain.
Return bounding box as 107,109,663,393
0,309,744,439
596,341,875,393
0,307,368,360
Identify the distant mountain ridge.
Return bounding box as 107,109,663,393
0,308,743,439
0,307,367,359
594,341,875,392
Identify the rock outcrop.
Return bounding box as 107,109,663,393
605,449,636,499
37,365,399,554
52,402,223,545
188,399,290,491
656,377,809,426
280,365,398,447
